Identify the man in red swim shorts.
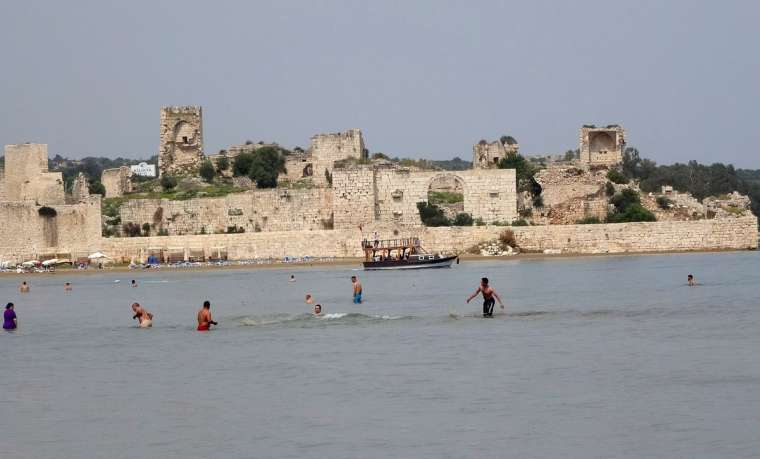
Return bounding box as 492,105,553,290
197,300,218,331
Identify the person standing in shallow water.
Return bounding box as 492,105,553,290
197,300,218,331
131,302,154,328
3,303,17,330
466,277,505,318
687,274,696,286
19,282,30,293
351,276,363,304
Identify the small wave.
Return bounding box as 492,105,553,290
237,312,412,327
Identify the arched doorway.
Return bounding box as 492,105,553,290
427,174,464,221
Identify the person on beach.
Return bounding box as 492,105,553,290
305,294,314,304
19,281,30,293
64,282,72,291
131,280,138,288
351,275,363,304
466,277,505,318
3,303,17,330
131,302,154,328
197,300,218,331
313,304,322,316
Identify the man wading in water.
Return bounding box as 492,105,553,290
466,277,504,318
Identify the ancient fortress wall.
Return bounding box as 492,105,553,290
0,196,102,261
119,188,333,235
158,106,204,176
3,144,65,204
94,216,758,262
332,166,518,229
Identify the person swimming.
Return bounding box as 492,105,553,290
64,282,72,291
19,281,30,293
131,302,153,328
351,275,363,304
466,277,505,318
197,300,218,331
289,274,296,282
305,294,314,304
313,304,322,315
131,279,138,288
3,303,17,330
687,274,696,286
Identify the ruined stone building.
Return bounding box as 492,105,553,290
101,166,133,198
472,136,519,169
158,106,204,176
0,144,101,261
579,125,625,165
309,129,366,184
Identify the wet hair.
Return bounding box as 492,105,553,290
203,300,211,308
22,282,27,285
351,276,357,280
131,280,136,283
315,304,322,309
131,302,140,308
6,302,13,309
481,277,489,285
687,274,693,279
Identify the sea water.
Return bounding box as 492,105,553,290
1,252,759,458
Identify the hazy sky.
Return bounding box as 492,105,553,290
1,1,758,167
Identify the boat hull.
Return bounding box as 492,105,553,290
363,255,457,270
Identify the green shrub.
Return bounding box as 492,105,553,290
576,216,601,224
656,196,672,209
199,160,215,183
141,222,151,236
216,156,229,172
122,222,142,237
474,217,485,226
610,188,641,212
428,191,464,205
453,213,474,226
607,169,628,184
417,202,451,226
499,229,517,248
89,181,106,196
605,182,615,197
233,153,255,176
248,146,285,188
512,219,529,226
606,203,656,223
160,174,178,191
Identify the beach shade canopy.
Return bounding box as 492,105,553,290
22,260,40,267
88,252,109,260
41,258,59,266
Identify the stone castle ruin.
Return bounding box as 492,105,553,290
473,136,519,169
579,125,625,165
158,106,204,176
0,115,756,264
0,144,101,261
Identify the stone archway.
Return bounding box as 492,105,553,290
427,174,465,221
589,131,614,154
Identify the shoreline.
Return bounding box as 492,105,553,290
1,248,755,276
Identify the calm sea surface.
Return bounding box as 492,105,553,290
1,252,759,459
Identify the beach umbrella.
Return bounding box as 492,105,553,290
41,258,59,266
22,260,40,267
88,252,109,260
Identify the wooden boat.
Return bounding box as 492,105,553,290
362,237,458,270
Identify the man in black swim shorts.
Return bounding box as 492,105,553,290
466,277,505,317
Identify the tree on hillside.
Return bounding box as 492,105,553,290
199,160,215,183
233,152,256,177
498,154,541,194
248,147,286,188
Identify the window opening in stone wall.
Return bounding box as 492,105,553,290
182,136,189,144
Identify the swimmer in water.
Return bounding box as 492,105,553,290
313,304,322,315
351,275,363,304
305,294,314,304
131,302,153,328
19,281,30,293
687,274,695,286
3,303,17,330
131,279,137,288
289,274,296,282
64,282,72,291
466,277,505,318
197,300,218,331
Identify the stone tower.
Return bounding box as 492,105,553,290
158,106,204,176
309,129,366,185
579,125,625,165
472,136,519,169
